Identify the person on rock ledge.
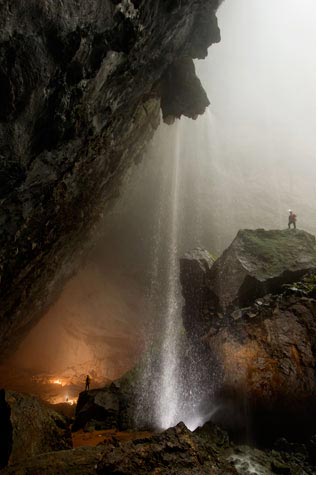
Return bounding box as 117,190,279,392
85,375,91,392
288,209,297,229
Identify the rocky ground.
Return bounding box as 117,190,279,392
2,421,315,475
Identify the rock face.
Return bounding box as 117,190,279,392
180,229,316,443
207,229,315,311
0,0,221,359
204,287,316,443
0,390,72,467
73,381,132,432
180,247,215,340
97,422,236,475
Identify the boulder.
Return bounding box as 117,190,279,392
0,390,72,467
207,229,315,311
72,382,131,432
180,247,215,293
179,230,316,443
205,291,316,443
180,247,216,340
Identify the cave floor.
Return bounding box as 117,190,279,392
72,429,153,448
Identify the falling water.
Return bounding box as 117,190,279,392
129,71,314,431
133,125,172,428
134,93,316,432
133,112,221,431
155,121,183,430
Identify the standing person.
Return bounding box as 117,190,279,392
288,210,297,229
85,375,91,392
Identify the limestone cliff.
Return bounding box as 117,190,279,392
0,0,221,358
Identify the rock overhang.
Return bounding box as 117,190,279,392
0,0,222,359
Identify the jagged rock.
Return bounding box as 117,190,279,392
180,247,215,287
0,0,221,360
207,291,316,442
73,383,131,432
207,229,316,311
194,420,230,448
180,230,316,443
0,390,72,467
97,422,237,474
180,247,216,340
161,57,210,122
228,442,313,476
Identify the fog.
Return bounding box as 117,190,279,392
197,0,315,226
2,0,315,394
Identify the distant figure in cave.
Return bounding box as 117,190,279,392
85,375,91,392
0,389,13,469
288,210,297,229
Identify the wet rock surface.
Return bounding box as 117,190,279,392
0,389,72,468
96,422,236,475
206,287,316,442
228,441,315,476
180,229,316,443
0,0,221,360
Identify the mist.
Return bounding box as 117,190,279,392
2,0,315,397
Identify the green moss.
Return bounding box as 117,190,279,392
236,229,316,276
208,251,217,261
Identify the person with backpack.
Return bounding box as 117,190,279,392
288,210,297,229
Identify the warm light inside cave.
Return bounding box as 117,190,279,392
50,378,64,386
0,262,147,404
65,397,77,405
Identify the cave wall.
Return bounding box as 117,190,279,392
0,0,221,359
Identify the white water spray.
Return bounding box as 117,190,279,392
155,121,183,429
134,113,221,431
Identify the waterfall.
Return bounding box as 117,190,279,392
155,121,183,430
134,121,185,429
134,115,218,431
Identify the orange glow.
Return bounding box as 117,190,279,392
65,397,77,405
49,378,64,386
